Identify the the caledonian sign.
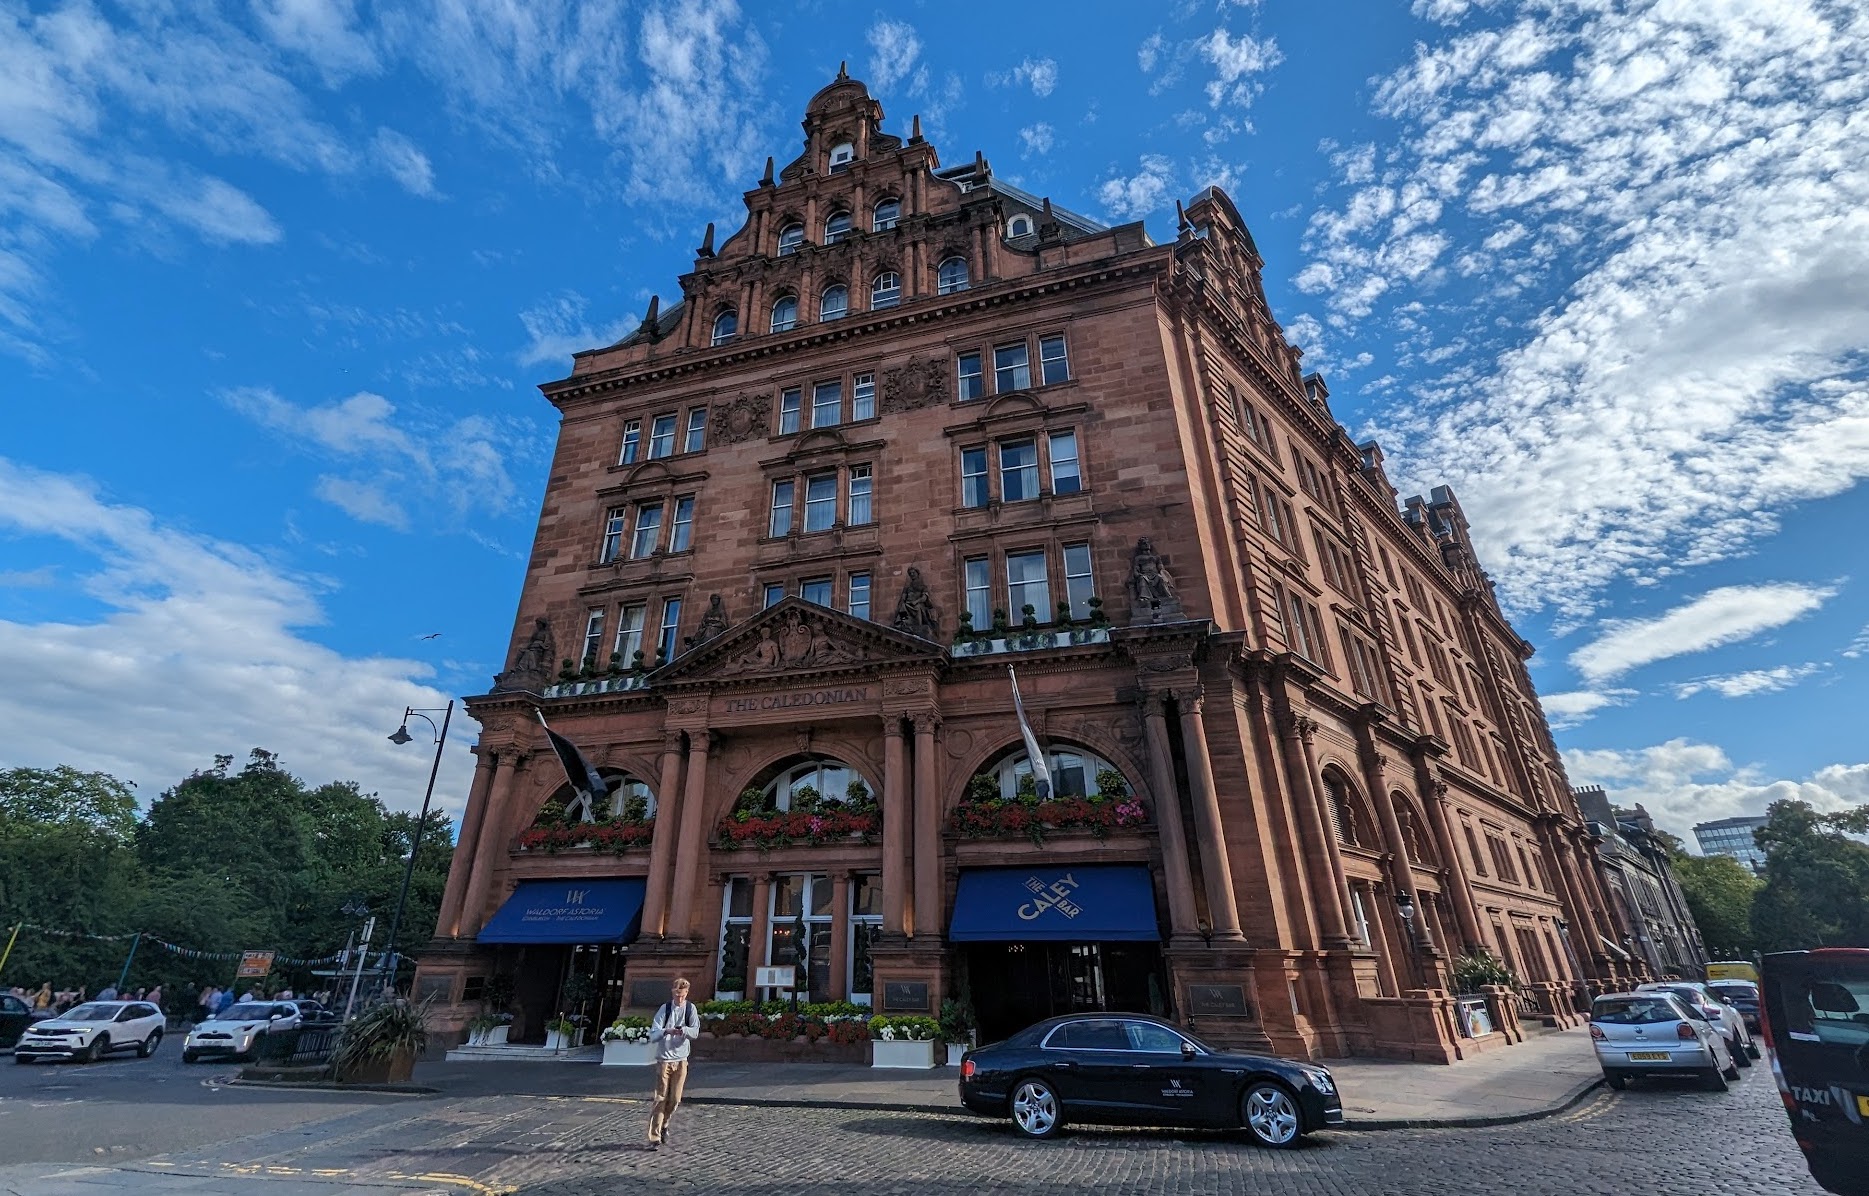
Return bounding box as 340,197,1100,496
717,686,871,716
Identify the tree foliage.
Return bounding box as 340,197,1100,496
0,751,453,1003
1671,850,1759,958
1751,799,1869,953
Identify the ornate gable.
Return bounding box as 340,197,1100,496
650,596,944,686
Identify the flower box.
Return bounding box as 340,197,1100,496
466,1024,509,1047
517,819,655,854
945,1043,966,1066
601,1040,655,1066
714,990,744,1003
949,794,1149,846
872,1039,937,1069
545,1028,578,1051
716,807,881,852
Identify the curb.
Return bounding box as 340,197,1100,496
1339,1075,1606,1131
221,1077,441,1096
681,1093,967,1116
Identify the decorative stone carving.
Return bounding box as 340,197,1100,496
891,566,940,641
1137,654,1194,674
721,608,867,674
883,677,926,697
692,594,730,645
710,393,771,445
880,356,948,414
494,617,555,692
665,697,708,717
943,726,975,759
1127,537,1185,625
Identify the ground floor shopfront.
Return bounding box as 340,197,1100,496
415,601,1634,1061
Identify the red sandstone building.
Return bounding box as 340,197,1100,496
416,71,1638,1062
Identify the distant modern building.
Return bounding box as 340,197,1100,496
1694,815,1769,872
1577,786,1707,979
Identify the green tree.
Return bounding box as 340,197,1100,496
0,766,139,841
1672,851,1760,958
1751,799,1869,953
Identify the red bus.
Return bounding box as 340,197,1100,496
1761,949,1869,1196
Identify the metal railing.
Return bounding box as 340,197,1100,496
253,1024,341,1067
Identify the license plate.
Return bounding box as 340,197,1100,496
1858,1095,1869,1118
1628,1052,1671,1061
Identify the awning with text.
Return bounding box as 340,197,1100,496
948,865,1161,942
477,877,646,945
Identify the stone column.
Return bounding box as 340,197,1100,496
666,732,715,942
747,872,774,999
1139,696,1199,938
435,747,497,938
639,732,687,941
1421,779,1484,953
1365,754,1434,955
829,872,852,1001
1277,713,1355,946
1176,691,1243,939
882,717,908,936
912,713,943,941
457,751,525,938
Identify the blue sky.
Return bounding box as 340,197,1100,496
2,0,1866,842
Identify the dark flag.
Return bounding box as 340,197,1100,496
537,710,607,817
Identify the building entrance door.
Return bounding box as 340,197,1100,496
965,942,1166,1044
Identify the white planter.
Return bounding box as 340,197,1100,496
467,1024,511,1047
601,1039,655,1066
714,990,744,1003
872,1038,937,1069
945,1043,967,1066
545,1029,577,1051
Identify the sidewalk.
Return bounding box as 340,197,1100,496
413,1024,1602,1130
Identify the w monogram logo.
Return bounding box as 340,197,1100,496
565,889,588,905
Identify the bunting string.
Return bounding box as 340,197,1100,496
12,924,343,968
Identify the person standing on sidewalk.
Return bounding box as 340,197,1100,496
645,978,701,1149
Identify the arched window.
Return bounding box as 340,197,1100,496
870,271,901,310
1007,214,1033,238
873,198,901,231
777,223,805,256
1394,795,1437,865
937,256,970,295
761,757,872,813
770,294,798,333
710,308,737,346
824,210,853,244
986,746,1128,801
1323,773,1366,847
554,771,657,824
820,284,848,321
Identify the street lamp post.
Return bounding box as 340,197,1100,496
382,700,454,996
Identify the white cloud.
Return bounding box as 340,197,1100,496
1019,123,1054,157
1845,624,1869,659
1569,583,1836,683
1200,28,1282,108
865,19,922,93
1563,738,1869,841
1539,688,1635,731
146,174,283,245
371,127,435,197
251,0,380,83
1672,663,1824,700
1302,2,1869,619
1013,57,1058,98
0,458,478,821
1138,32,1165,74
517,292,636,369
1099,154,1176,222
314,475,409,530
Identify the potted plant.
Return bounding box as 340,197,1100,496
938,999,975,1066
332,999,429,1084
479,973,515,1045
465,1012,512,1047
953,610,978,653
869,1014,940,1069
1451,949,1515,994
600,1015,654,1066
557,658,577,683
544,1016,580,1051
715,974,746,1002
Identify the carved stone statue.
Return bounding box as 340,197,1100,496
892,566,940,640
495,617,555,691
693,594,730,645
721,609,866,673
1128,537,1184,625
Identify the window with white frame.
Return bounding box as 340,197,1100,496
871,272,901,309
812,380,841,428
777,223,804,255
998,439,1039,502
668,496,695,553
849,875,882,1003
938,257,970,294
769,480,795,536
847,465,872,525
960,448,988,508
1008,214,1033,238
581,608,605,667
852,373,875,420
964,557,991,630
823,210,853,243
770,295,798,333
630,501,663,558
1048,430,1081,494
614,602,646,666
989,746,1124,800
1039,335,1070,384
820,285,848,321
769,873,834,997
601,508,627,562
848,572,871,620
649,414,677,459
763,757,868,812
957,352,984,400
994,342,1031,391
718,877,754,993
711,309,737,346
872,198,900,231
803,473,837,532
779,387,802,435
1006,549,1051,622
684,407,707,453
618,420,641,465
657,598,682,660
1063,542,1095,620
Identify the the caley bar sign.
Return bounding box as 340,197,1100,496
1018,873,1082,922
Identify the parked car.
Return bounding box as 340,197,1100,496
1591,991,1739,1091
1638,981,1759,1064
1760,948,1869,1196
182,1000,304,1063
957,1013,1343,1146
14,1002,166,1063
1707,979,1762,1033
0,993,31,1048
288,1000,339,1024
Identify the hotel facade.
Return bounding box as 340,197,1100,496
416,72,1636,1062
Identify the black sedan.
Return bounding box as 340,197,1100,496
958,1013,1343,1146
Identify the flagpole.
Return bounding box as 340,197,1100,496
1007,664,1053,800
0,922,20,981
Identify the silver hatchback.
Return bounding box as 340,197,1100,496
1590,991,1738,1092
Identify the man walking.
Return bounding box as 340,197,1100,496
646,978,700,1149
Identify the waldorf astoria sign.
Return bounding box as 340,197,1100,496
717,686,870,717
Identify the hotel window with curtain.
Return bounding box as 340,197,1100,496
668,496,695,553
769,480,795,536
613,603,646,666
600,508,627,563
779,387,802,435
812,380,842,428
803,474,837,532
618,420,641,465
1063,543,1095,619
629,502,663,558
649,414,677,459
847,466,873,525
964,557,991,630
848,572,871,620
853,373,876,420
683,407,707,453
580,608,604,667
657,598,683,661
1006,550,1051,621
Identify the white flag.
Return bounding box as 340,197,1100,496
1008,665,1052,799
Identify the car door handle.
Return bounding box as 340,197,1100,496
1221,1068,1244,1076
1052,1061,1077,1070
1130,1064,1152,1070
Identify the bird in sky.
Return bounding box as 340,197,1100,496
416,633,442,640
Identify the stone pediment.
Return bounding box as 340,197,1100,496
650,596,944,686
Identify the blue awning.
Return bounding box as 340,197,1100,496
948,865,1161,942
477,878,646,945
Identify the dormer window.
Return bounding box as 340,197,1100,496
870,272,901,310
1008,214,1034,238
824,210,853,244
770,294,798,333
820,285,848,321
938,256,970,295
711,308,737,347
829,141,855,173
778,223,805,255
873,198,900,231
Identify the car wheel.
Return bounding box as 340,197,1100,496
182,1050,199,1064
1701,1067,1729,1092
1241,1080,1304,1148
1604,1071,1629,1091
83,1035,107,1063
137,1029,162,1058
1722,1058,1742,1081
1746,1041,1762,1060
1731,1038,1752,1068
13,1055,30,1065
1008,1078,1064,1139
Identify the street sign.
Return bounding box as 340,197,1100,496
236,950,275,979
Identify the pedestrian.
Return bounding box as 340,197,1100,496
144,984,163,1010
216,988,236,1015
199,986,218,1020
97,982,119,1001
277,988,294,1000
31,982,52,1010
645,977,701,1149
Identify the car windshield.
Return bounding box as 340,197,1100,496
218,1003,275,1021
1593,996,1683,1025
1710,982,1758,999
58,1003,123,1022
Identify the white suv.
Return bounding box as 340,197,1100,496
15,1002,165,1064
183,1000,303,1063
1638,981,1758,1067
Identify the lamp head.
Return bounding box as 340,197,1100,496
388,725,413,745
1395,891,1417,920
